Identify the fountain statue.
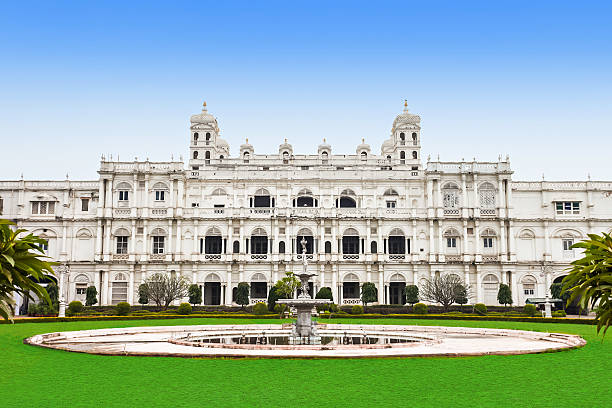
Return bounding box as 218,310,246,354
277,238,331,344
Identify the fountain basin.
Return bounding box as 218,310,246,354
25,323,586,359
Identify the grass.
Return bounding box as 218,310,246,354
1,318,610,408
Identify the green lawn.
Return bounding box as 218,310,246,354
1,318,609,408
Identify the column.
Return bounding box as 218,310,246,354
61,223,68,259
167,220,173,259
473,174,479,217
385,285,389,305
499,220,507,261
194,221,199,255
130,220,136,260
428,220,435,262
365,219,371,254
475,220,481,261
508,221,516,262
94,271,101,304
411,220,417,258
176,220,182,259
378,267,384,303
462,221,468,261
103,270,110,305
437,221,444,261
95,221,103,260
128,266,135,304
543,221,551,261
142,220,148,261
332,265,338,303
227,221,233,255
226,265,233,306
104,221,111,261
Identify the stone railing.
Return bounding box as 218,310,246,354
205,254,222,260
342,254,360,260
149,254,166,262
113,209,131,217
151,208,167,216
112,254,129,261
480,208,496,216
251,254,268,260
445,255,462,263
388,255,405,260
482,255,499,262
342,298,361,305
443,208,460,216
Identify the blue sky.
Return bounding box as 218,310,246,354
1,1,611,180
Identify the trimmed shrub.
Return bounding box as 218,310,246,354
328,303,339,313
138,283,149,305
68,301,83,314
474,303,487,315
267,285,280,312
188,284,202,305
177,302,192,315
273,303,288,317
552,310,566,317
524,304,537,317
115,302,131,316
405,285,419,306
253,302,268,315
85,286,98,306
351,305,364,314
413,303,428,314
315,286,334,301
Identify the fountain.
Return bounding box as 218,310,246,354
277,238,331,344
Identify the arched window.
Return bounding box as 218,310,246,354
370,241,377,253
360,151,367,160
443,228,460,250
399,132,405,140
321,151,329,164
400,151,406,159
232,240,240,254
296,228,314,254
212,188,226,196
206,132,211,141
194,132,199,141
386,155,391,162
251,228,268,254
324,241,332,254
412,132,417,142
482,228,496,251
278,241,285,254
412,151,417,159
343,273,360,299
219,155,224,159
442,182,460,208
338,188,356,208
296,189,315,207
253,188,272,207
479,182,496,209
521,275,537,296
193,151,199,159
204,227,222,254
205,151,211,159
250,273,267,299
384,188,399,196
151,228,166,254
243,151,250,163
342,228,359,254
388,228,405,254
482,274,499,305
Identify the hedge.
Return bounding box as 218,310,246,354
5,313,596,325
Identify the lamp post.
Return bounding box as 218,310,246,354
57,264,69,317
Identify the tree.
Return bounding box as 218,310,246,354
188,284,202,306
274,272,300,299
0,220,56,320
497,283,513,308
235,282,250,309
421,274,472,312
550,282,571,310
137,283,149,305
85,286,98,306
563,233,612,336
361,282,378,310
267,285,280,311
143,273,189,310
453,284,469,308
404,285,419,306
315,286,333,301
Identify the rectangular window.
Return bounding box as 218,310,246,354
325,227,332,234
0,197,4,215
81,198,89,211
447,237,457,248
116,236,128,254
205,236,222,254
155,190,165,201
386,201,396,208
483,237,493,248
563,238,574,251
76,284,87,295
111,282,128,304
524,287,535,295
555,201,580,215
251,236,268,254
119,190,129,201
342,236,359,254
31,201,55,215
152,236,165,254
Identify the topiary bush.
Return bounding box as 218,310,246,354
413,303,428,314
524,303,537,317
273,303,288,317
68,301,83,315
351,305,364,314
474,303,487,315
315,286,334,301
552,310,566,317
177,302,192,315
115,302,131,316
253,302,268,315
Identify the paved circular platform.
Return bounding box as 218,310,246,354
25,323,586,358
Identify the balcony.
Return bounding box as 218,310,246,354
445,255,462,263
204,254,222,260
151,208,167,216
342,298,361,305
250,254,268,260
388,254,405,261
113,208,131,217
480,208,496,217
112,254,129,261
481,255,499,263
342,254,360,260
443,208,460,216
149,254,166,262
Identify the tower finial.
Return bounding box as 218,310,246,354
246,138,248,143
323,138,326,143
202,101,207,112
403,99,408,112
362,138,365,143
284,138,287,143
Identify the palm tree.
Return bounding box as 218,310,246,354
0,220,56,320
563,232,612,336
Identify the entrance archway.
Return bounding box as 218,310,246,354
204,273,222,305
389,273,406,305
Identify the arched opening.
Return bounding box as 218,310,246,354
389,273,406,305
479,182,496,209
388,228,406,254
111,272,128,305
338,196,356,208
399,132,405,141
296,196,315,207
321,151,329,164
324,241,332,254
412,151,417,159
232,240,240,254
205,132,211,141
370,241,377,253
278,241,285,254
205,151,211,159
204,273,221,305
243,151,250,163
204,227,222,254
360,151,367,160
342,228,359,254
296,228,314,254
253,188,271,208
250,273,267,300
444,228,460,254
343,273,360,300
193,132,199,141
442,182,460,209
250,228,268,254
482,274,499,305
193,151,199,159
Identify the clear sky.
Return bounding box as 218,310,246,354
1,1,611,181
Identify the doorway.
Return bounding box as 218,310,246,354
204,282,221,305
389,282,406,305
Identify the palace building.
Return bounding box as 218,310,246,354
3,102,612,312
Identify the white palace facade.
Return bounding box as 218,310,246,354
3,102,612,312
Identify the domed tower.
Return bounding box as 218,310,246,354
382,100,422,168
189,102,228,168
